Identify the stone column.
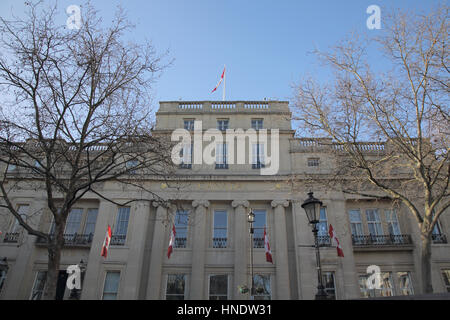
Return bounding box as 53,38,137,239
231,200,249,299
271,200,291,299
121,201,150,299
190,200,210,299
146,202,168,299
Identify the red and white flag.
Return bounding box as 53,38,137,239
264,227,273,263
211,66,225,93
101,225,112,258
167,224,176,259
329,224,344,257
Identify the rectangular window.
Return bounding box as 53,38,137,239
65,208,83,235
317,207,329,245
366,209,383,243
30,271,47,300
252,143,265,169
166,274,186,300
442,270,450,292
349,210,364,244
213,210,227,248
10,204,29,233
397,272,414,295
174,210,189,248
184,119,195,131
251,119,263,130
209,275,228,300
215,143,228,169
6,164,16,172
112,207,130,245
83,208,98,235
322,272,336,300
102,271,120,300
385,210,401,235
253,274,271,300
180,143,192,169
217,119,229,131
253,210,266,248
359,272,395,298
307,158,320,167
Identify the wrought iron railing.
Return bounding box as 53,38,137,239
175,237,187,248
3,232,20,243
36,233,94,246
432,234,448,244
317,235,332,247
212,237,227,248
110,234,126,246
253,237,265,248
352,234,412,246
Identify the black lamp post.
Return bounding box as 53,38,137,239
248,209,255,300
301,192,328,300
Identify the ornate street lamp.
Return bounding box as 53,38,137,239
248,209,255,300
301,192,328,300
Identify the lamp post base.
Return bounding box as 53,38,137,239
315,286,328,300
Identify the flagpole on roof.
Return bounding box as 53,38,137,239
222,65,226,101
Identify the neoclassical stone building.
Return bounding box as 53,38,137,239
0,100,449,300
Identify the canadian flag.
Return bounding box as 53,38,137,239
329,224,344,257
264,227,273,263
211,66,225,93
101,225,112,258
167,224,176,259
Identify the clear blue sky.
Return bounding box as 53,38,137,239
0,0,445,108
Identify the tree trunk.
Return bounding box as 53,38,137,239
420,233,433,294
42,223,64,300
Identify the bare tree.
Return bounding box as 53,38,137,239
291,6,449,294
0,2,175,299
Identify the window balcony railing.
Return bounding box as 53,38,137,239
352,234,412,246
432,234,448,244
212,237,227,248
3,232,20,243
215,163,228,169
110,234,126,246
317,235,332,247
35,233,94,246
175,237,187,248
253,237,265,248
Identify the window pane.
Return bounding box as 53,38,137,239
322,272,336,299
397,272,414,295
366,209,383,236
166,274,186,300
209,275,228,300
253,274,271,300
442,270,450,292
84,208,98,235
317,207,328,237
103,272,120,300
30,271,47,300
385,210,401,236
253,210,266,248
65,208,83,234
175,210,189,248
213,210,227,243
114,207,130,236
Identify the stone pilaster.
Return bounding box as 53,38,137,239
231,200,249,299
146,202,168,299
271,200,290,299
190,200,210,299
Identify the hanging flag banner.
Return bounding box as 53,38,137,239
101,225,112,258
167,224,176,259
329,224,344,257
264,227,273,263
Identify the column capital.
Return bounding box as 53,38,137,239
231,200,250,208
192,200,210,209
271,199,290,208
